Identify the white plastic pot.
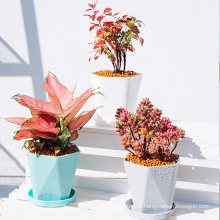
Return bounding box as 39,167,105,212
90,73,142,127
124,158,179,214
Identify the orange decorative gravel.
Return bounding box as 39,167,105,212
92,70,140,77
126,153,178,167
28,144,78,157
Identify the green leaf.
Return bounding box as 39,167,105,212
136,20,144,24
127,20,135,29
108,51,113,57
58,130,71,149
132,16,136,22
128,32,137,39
104,32,111,38
102,44,108,50
23,140,29,149
116,19,125,24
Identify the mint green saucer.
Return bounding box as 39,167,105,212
28,188,76,208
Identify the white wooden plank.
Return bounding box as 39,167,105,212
2,185,219,220
177,165,219,185
77,153,125,173
0,198,136,220
75,170,219,193
79,146,219,169
73,176,128,194
76,169,126,179
15,179,219,206
79,146,127,158
175,181,219,193
180,157,219,169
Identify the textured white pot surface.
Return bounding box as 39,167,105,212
124,158,179,214
90,73,142,127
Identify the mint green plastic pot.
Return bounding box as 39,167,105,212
27,148,80,201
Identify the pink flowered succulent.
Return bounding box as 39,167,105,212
115,98,185,161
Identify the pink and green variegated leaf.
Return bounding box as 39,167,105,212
44,72,73,111
5,117,29,126
61,88,103,124
13,130,37,140
69,108,98,131
21,116,60,134
58,98,79,119
13,97,47,117
13,94,59,119
70,130,79,141
30,130,57,140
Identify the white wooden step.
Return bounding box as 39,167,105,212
1,184,219,220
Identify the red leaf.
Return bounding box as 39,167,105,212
44,72,73,111
94,10,99,16
21,115,60,134
30,130,57,139
13,130,37,140
93,0,98,8
103,21,114,27
104,8,112,14
88,3,94,8
115,23,123,29
5,117,28,126
90,24,98,31
69,109,97,131
94,56,99,60
89,57,92,62
85,8,92,12
96,28,106,37
108,42,115,51
13,94,59,120
111,27,115,33
97,16,103,22
93,40,105,49
127,47,134,52
122,15,128,19
61,88,103,124
70,130,78,141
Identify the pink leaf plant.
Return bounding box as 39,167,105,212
115,98,185,161
6,72,103,155
85,0,144,73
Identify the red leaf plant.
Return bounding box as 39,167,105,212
115,98,185,161
6,72,103,155
85,0,144,73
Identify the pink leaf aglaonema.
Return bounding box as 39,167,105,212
5,71,103,154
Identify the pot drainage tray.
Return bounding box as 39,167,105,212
28,188,76,208
125,199,175,220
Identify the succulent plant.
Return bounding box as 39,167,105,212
115,98,185,161
6,72,102,155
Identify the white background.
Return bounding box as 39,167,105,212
0,0,219,171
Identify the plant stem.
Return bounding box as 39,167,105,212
165,141,178,161
129,126,136,140
123,53,126,71
127,148,134,154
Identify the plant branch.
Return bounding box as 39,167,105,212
165,141,178,161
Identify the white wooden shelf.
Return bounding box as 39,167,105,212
0,182,218,220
